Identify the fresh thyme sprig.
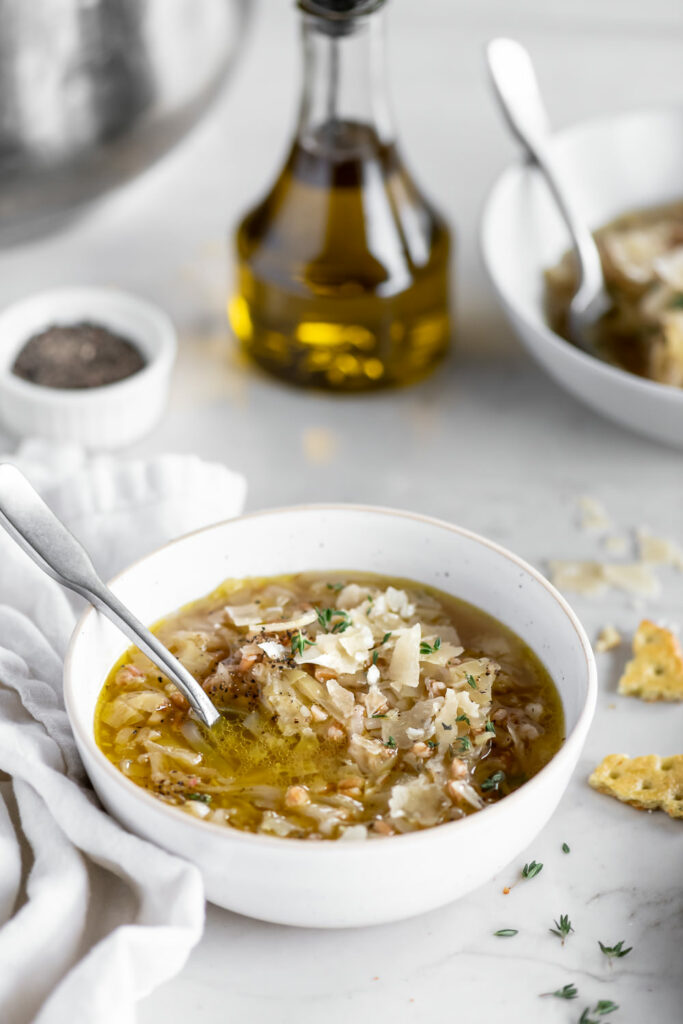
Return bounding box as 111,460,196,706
291,631,315,657
540,983,577,1000
550,913,574,944
522,860,543,880
314,607,351,633
598,939,632,961
579,1000,619,1022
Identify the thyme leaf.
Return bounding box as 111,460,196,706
562,842,571,854
494,928,518,937
579,1002,618,1023
540,983,578,1000
481,770,505,792
522,860,543,880
550,914,574,944
598,939,632,960
291,631,315,657
419,637,442,656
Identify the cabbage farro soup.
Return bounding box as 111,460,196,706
95,573,564,840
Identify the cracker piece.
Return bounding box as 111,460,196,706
589,753,683,819
618,620,683,701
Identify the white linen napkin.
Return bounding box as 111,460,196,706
0,440,247,1024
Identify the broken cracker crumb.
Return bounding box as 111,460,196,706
618,620,683,701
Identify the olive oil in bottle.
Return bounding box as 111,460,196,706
229,0,452,390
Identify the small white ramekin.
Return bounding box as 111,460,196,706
0,286,177,449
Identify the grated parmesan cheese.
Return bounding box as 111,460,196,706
578,496,612,531
549,559,660,598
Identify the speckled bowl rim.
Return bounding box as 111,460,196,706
64,503,598,854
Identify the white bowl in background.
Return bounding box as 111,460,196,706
481,107,683,448
64,505,597,928
0,286,176,449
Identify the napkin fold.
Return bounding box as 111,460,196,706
0,440,247,1024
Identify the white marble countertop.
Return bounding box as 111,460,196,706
1,2,682,1021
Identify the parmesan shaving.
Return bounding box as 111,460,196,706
388,623,421,694
253,609,318,632
224,603,262,626
388,777,448,828
636,527,683,570
549,559,660,597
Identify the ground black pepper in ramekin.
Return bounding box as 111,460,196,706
12,322,146,389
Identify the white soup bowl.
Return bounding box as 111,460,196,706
481,107,683,448
64,505,596,928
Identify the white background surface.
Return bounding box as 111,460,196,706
1,1,682,1021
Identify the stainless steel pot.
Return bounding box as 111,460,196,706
0,0,251,243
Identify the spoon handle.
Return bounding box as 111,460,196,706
486,38,606,322
0,463,220,727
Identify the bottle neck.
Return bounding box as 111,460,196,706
297,7,393,150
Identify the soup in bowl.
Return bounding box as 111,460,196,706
65,506,596,927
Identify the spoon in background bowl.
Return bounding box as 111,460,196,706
486,37,612,354
0,463,221,729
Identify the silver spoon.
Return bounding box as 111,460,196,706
486,37,612,353
0,463,221,729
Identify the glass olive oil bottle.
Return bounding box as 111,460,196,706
229,0,452,390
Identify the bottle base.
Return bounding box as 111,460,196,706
228,296,451,392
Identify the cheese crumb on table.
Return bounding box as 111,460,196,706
595,625,622,653
578,496,612,531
